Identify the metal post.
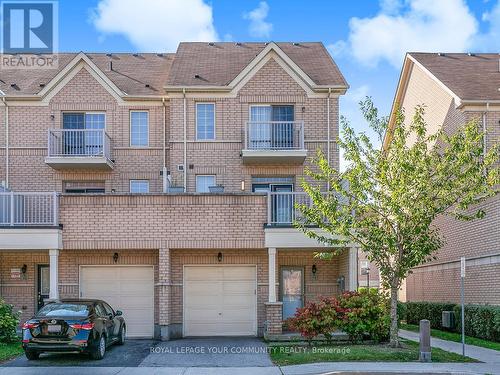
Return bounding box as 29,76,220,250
9,191,14,226
419,319,431,362
267,191,271,225
366,268,369,289
460,257,466,356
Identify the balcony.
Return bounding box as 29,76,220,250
242,121,307,164
0,192,61,250
264,191,336,248
45,129,114,170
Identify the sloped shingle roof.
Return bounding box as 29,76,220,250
410,52,500,101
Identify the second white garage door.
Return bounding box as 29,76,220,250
80,266,154,338
184,266,257,336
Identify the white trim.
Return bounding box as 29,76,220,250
129,110,149,147
49,249,59,300
39,53,125,103
195,102,216,141
268,248,277,303
182,264,258,337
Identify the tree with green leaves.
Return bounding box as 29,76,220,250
295,98,499,347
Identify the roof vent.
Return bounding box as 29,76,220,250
194,74,201,79
10,83,19,90
106,53,112,57
235,42,242,46
157,53,164,57
39,83,45,88
145,84,150,88
208,42,214,46
293,42,300,46
264,42,269,45
467,52,475,56
133,53,139,57
438,52,445,56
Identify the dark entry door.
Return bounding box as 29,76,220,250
37,265,50,311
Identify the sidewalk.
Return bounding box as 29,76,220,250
399,329,500,364
0,363,498,375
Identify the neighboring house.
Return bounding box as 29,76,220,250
0,42,358,340
386,53,500,305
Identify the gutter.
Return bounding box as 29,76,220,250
483,102,489,157
0,91,8,189
183,88,187,192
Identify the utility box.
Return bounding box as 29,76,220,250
442,311,455,329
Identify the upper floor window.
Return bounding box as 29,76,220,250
130,180,150,193
196,103,215,140
63,113,105,130
249,105,294,149
130,111,149,147
64,181,105,194
196,175,215,193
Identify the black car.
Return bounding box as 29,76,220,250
21,299,126,360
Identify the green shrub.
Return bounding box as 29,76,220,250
405,301,456,329
287,289,390,343
336,289,390,343
0,299,20,343
397,301,407,324
453,304,500,342
286,296,339,344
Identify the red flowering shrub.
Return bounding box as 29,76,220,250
286,288,389,343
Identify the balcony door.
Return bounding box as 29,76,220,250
252,181,294,224
62,113,105,156
249,105,294,149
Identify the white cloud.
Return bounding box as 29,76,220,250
339,0,479,68
475,0,500,49
243,2,273,38
91,0,218,51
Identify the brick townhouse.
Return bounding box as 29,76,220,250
0,42,359,340
386,53,500,305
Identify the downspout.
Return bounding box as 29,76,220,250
182,88,187,192
327,88,331,190
162,97,168,192
1,91,8,189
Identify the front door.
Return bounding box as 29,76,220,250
37,265,50,311
281,267,304,319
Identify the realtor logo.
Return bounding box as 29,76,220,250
1,0,58,54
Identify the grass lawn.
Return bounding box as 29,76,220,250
0,342,23,363
269,339,477,366
400,323,500,351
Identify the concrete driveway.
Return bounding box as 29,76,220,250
4,339,156,367
140,337,273,367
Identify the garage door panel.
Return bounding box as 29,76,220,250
81,266,154,338
184,266,256,337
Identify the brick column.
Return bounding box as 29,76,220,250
265,302,283,338
158,247,171,340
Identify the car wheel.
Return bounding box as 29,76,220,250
25,350,39,360
117,325,126,345
90,335,106,360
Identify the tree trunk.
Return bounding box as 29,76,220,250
389,285,400,347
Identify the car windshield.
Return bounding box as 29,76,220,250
36,303,90,317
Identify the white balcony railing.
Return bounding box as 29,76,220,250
267,191,313,225
48,129,112,159
245,121,305,150
0,192,58,226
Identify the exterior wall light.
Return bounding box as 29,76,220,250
217,252,223,262
113,252,119,263
311,264,317,275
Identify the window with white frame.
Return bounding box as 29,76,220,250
130,111,149,146
196,175,215,193
196,103,215,140
130,180,150,193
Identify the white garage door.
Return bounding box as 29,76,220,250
80,266,154,338
184,266,256,336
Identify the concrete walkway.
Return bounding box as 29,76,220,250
0,363,499,375
399,329,500,364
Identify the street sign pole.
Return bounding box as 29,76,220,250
460,257,466,356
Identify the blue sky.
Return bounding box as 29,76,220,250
57,0,499,161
